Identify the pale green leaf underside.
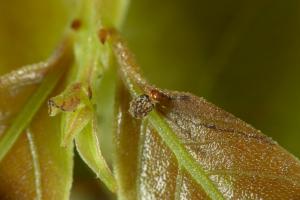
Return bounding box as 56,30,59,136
75,119,117,192
61,107,92,147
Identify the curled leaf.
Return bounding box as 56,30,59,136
75,117,117,192
47,82,116,191
61,107,93,147
46,0,120,193
48,82,93,147
48,82,91,117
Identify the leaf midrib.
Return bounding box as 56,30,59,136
148,111,224,200
110,30,224,199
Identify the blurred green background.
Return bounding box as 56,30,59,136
1,0,300,199
123,0,300,158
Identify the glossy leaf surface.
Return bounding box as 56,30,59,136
115,85,300,200
111,30,300,199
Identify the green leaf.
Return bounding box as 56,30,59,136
47,0,129,193
75,118,116,192
48,78,117,193
61,107,93,147
111,30,300,199
48,82,93,147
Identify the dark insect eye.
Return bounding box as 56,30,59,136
129,94,154,119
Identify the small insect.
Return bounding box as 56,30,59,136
129,94,155,119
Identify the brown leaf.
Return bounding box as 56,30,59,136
0,37,74,199
0,102,73,200
115,85,300,199
110,29,300,199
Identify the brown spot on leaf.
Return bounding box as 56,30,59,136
71,19,81,30
98,28,116,44
98,29,109,44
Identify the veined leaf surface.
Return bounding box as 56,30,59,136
111,30,300,200
0,36,74,199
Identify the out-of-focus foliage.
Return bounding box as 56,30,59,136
123,0,300,158
0,0,74,73
0,1,75,199
0,0,300,199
